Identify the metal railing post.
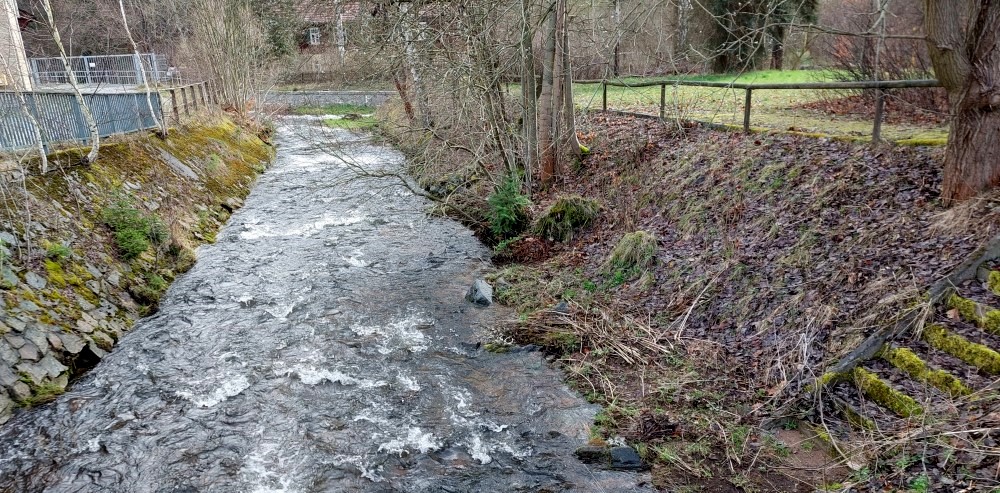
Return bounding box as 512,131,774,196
872,88,885,145
743,88,752,133
659,83,666,120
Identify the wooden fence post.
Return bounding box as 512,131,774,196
190,85,199,110
743,88,753,133
170,89,179,124
199,82,207,107
181,86,190,117
872,88,885,145
602,82,607,112
659,83,666,120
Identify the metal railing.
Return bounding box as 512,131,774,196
29,54,173,86
0,91,164,152
596,78,943,143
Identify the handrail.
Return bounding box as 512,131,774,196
595,78,943,143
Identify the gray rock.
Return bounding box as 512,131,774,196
610,446,646,470
47,333,63,352
85,280,102,296
24,271,46,290
0,364,17,387
10,381,31,401
107,271,121,287
160,149,200,180
0,231,17,247
18,300,40,312
18,341,40,361
465,279,493,307
5,318,25,332
59,333,85,354
1,267,17,287
85,263,102,279
23,325,48,350
0,393,12,424
77,296,96,312
4,333,25,349
87,342,108,360
76,315,96,334
37,355,67,378
0,343,18,365
16,361,46,383
574,446,609,464
90,331,114,350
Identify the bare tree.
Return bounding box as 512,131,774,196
117,0,166,136
38,0,100,165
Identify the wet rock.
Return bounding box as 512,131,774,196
87,342,108,360
24,272,46,290
0,393,12,424
465,279,493,307
18,341,39,361
610,446,646,470
574,445,609,464
59,333,85,354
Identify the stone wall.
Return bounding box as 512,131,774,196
0,117,274,423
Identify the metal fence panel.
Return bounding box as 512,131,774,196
0,90,163,152
29,54,173,86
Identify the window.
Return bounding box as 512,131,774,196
308,27,321,46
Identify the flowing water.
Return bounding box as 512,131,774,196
0,120,652,492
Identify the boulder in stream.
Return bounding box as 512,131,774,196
465,279,493,307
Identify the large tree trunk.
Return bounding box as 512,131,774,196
927,1,1000,204
560,0,581,161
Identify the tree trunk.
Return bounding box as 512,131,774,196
537,0,557,185
520,0,538,186
560,0,581,161
335,0,347,63
119,0,166,138
769,24,785,70
400,2,432,128
935,1,1000,203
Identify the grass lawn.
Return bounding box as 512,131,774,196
322,115,378,130
567,69,949,144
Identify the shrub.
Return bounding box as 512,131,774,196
101,196,170,259
487,176,532,240
44,241,72,261
533,195,601,242
114,229,150,260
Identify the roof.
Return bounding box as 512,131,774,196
295,1,360,24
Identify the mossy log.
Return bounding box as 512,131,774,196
947,294,1000,336
881,346,972,397
851,368,923,418
923,324,1000,374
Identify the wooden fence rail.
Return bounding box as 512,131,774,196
596,78,942,143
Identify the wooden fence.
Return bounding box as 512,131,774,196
163,82,215,126
597,78,942,143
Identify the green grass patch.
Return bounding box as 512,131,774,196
101,195,169,260
293,103,375,116
533,195,601,242
323,116,378,130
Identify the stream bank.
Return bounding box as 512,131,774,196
0,116,273,423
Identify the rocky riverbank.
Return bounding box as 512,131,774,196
0,117,273,423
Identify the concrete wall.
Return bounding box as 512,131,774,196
263,90,394,109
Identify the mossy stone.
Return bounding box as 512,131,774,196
851,368,923,418
881,346,971,397
923,324,1000,374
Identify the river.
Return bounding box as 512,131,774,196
0,119,652,492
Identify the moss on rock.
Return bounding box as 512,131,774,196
851,368,923,418
533,195,601,242
989,271,1000,297
923,324,1000,374
881,346,971,397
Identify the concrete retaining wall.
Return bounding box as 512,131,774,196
264,90,394,109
